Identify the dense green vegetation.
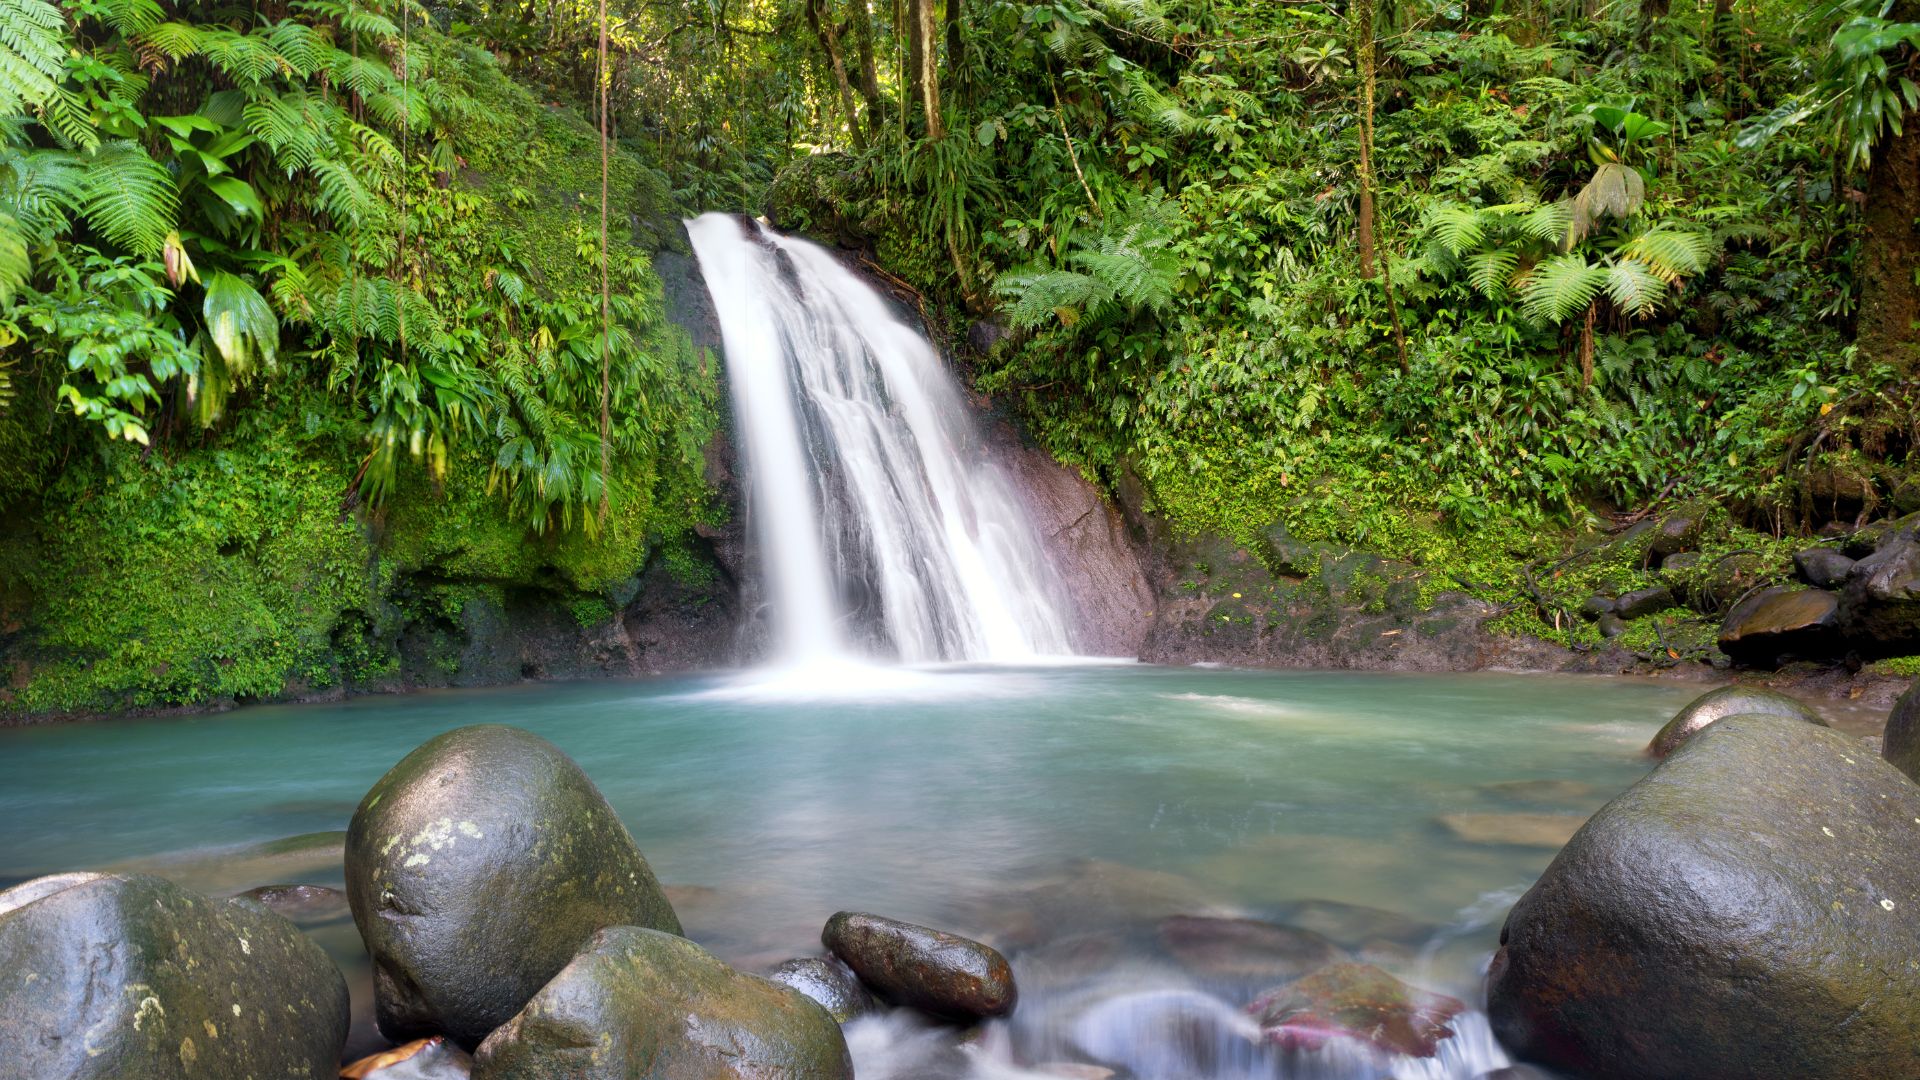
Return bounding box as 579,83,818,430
0,0,720,713
3,0,1918,714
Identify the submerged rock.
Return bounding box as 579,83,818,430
345,724,680,1048
767,955,879,1022
1438,812,1586,849
823,911,1017,1021
1881,679,1920,782
1488,714,1920,1079
1717,586,1842,665
1155,914,1344,982
1246,962,1464,1058
239,882,351,927
473,927,851,1079
1645,684,1824,758
0,872,349,1079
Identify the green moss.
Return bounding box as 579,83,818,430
1866,656,1920,678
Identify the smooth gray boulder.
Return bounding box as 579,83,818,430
0,872,349,1079
766,956,878,1022
346,724,680,1048
473,927,852,1079
823,911,1017,1021
1794,547,1857,589
1489,714,1920,1079
1645,684,1824,757
1882,679,1920,782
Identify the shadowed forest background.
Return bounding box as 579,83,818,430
1,0,1917,714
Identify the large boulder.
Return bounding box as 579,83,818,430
472,927,852,1079
1645,684,1824,758
1839,529,1920,654
823,910,1017,1021
346,724,680,1048
0,872,349,1078
1488,714,1920,1079
1794,547,1857,590
1716,586,1842,665
1881,680,1920,782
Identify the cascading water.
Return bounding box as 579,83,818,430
686,212,1075,665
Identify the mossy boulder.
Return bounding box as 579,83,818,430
823,911,1018,1021
345,724,680,1048
0,872,349,1079
1645,684,1825,758
1881,679,1920,782
473,927,852,1079
1488,714,1920,1079
765,956,878,1023
1840,529,1920,655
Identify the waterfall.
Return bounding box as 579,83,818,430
686,213,1076,665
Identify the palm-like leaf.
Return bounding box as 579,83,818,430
1519,252,1609,323
203,271,279,377
1570,161,1645,241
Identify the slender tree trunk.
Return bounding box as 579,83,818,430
1355,0,1376,279
807,0,866,149
908,0,942,138
943,0,964,104
1857,108,1920,375
847,0,884,133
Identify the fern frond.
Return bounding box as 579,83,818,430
1424,204,1485,257
1467,249,1520,298
1603,257,1669,317
1621,227,1716,282
0,0,65,114
138,21,206,61
80,140,177,255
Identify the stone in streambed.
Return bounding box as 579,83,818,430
346,724,680,1048
1718,586,1842,665
472,927,851,1079
1155,914,1344,982
1488,714,1920,1079
766,955,878,1022
1840,529,1920,652
0,872,349,1079
1794,547,1857,589
1246,962,1464,1058
1645,683,1824,758
1438,812,1587,849
823,911,1017,1021
1882,679,1920,782
239,882,351,926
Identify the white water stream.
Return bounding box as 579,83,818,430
686,212,1074,665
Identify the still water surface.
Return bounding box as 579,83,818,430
0,665,1714,1078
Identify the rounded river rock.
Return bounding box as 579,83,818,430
1645,684,1824,758
822,910,1017,1021
345,724,681,1048
1489,713,1920,1079
0,872,349,1079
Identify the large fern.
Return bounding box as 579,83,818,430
0,0,64,115
80,141,178,255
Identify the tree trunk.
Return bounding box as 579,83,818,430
1857,108,1920,375
907,0,942,139
847,0,884,133
806,0,866,149
1355,0,1376,279
943,0,964,104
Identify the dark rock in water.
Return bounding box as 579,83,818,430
1594,612,1626,639
345,724,681,1049
766,955,878,1022
1717,586,1842,665
239,882,351,926
1613,585,1674,620
1246,962,1464,1058
1475,1068,1555,1080
1881,679,1920,782
1794,547,1857,589
1488,714,1920,1080
343,1036,474,1079
472,927,851,1079
1646,684,1825,758
0,872,349,1079
1155,915,1345,982
1270,899,1436,949
823,911,1017,1021
1840,530,1920,654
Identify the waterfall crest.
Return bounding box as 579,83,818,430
686,213,1075,664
